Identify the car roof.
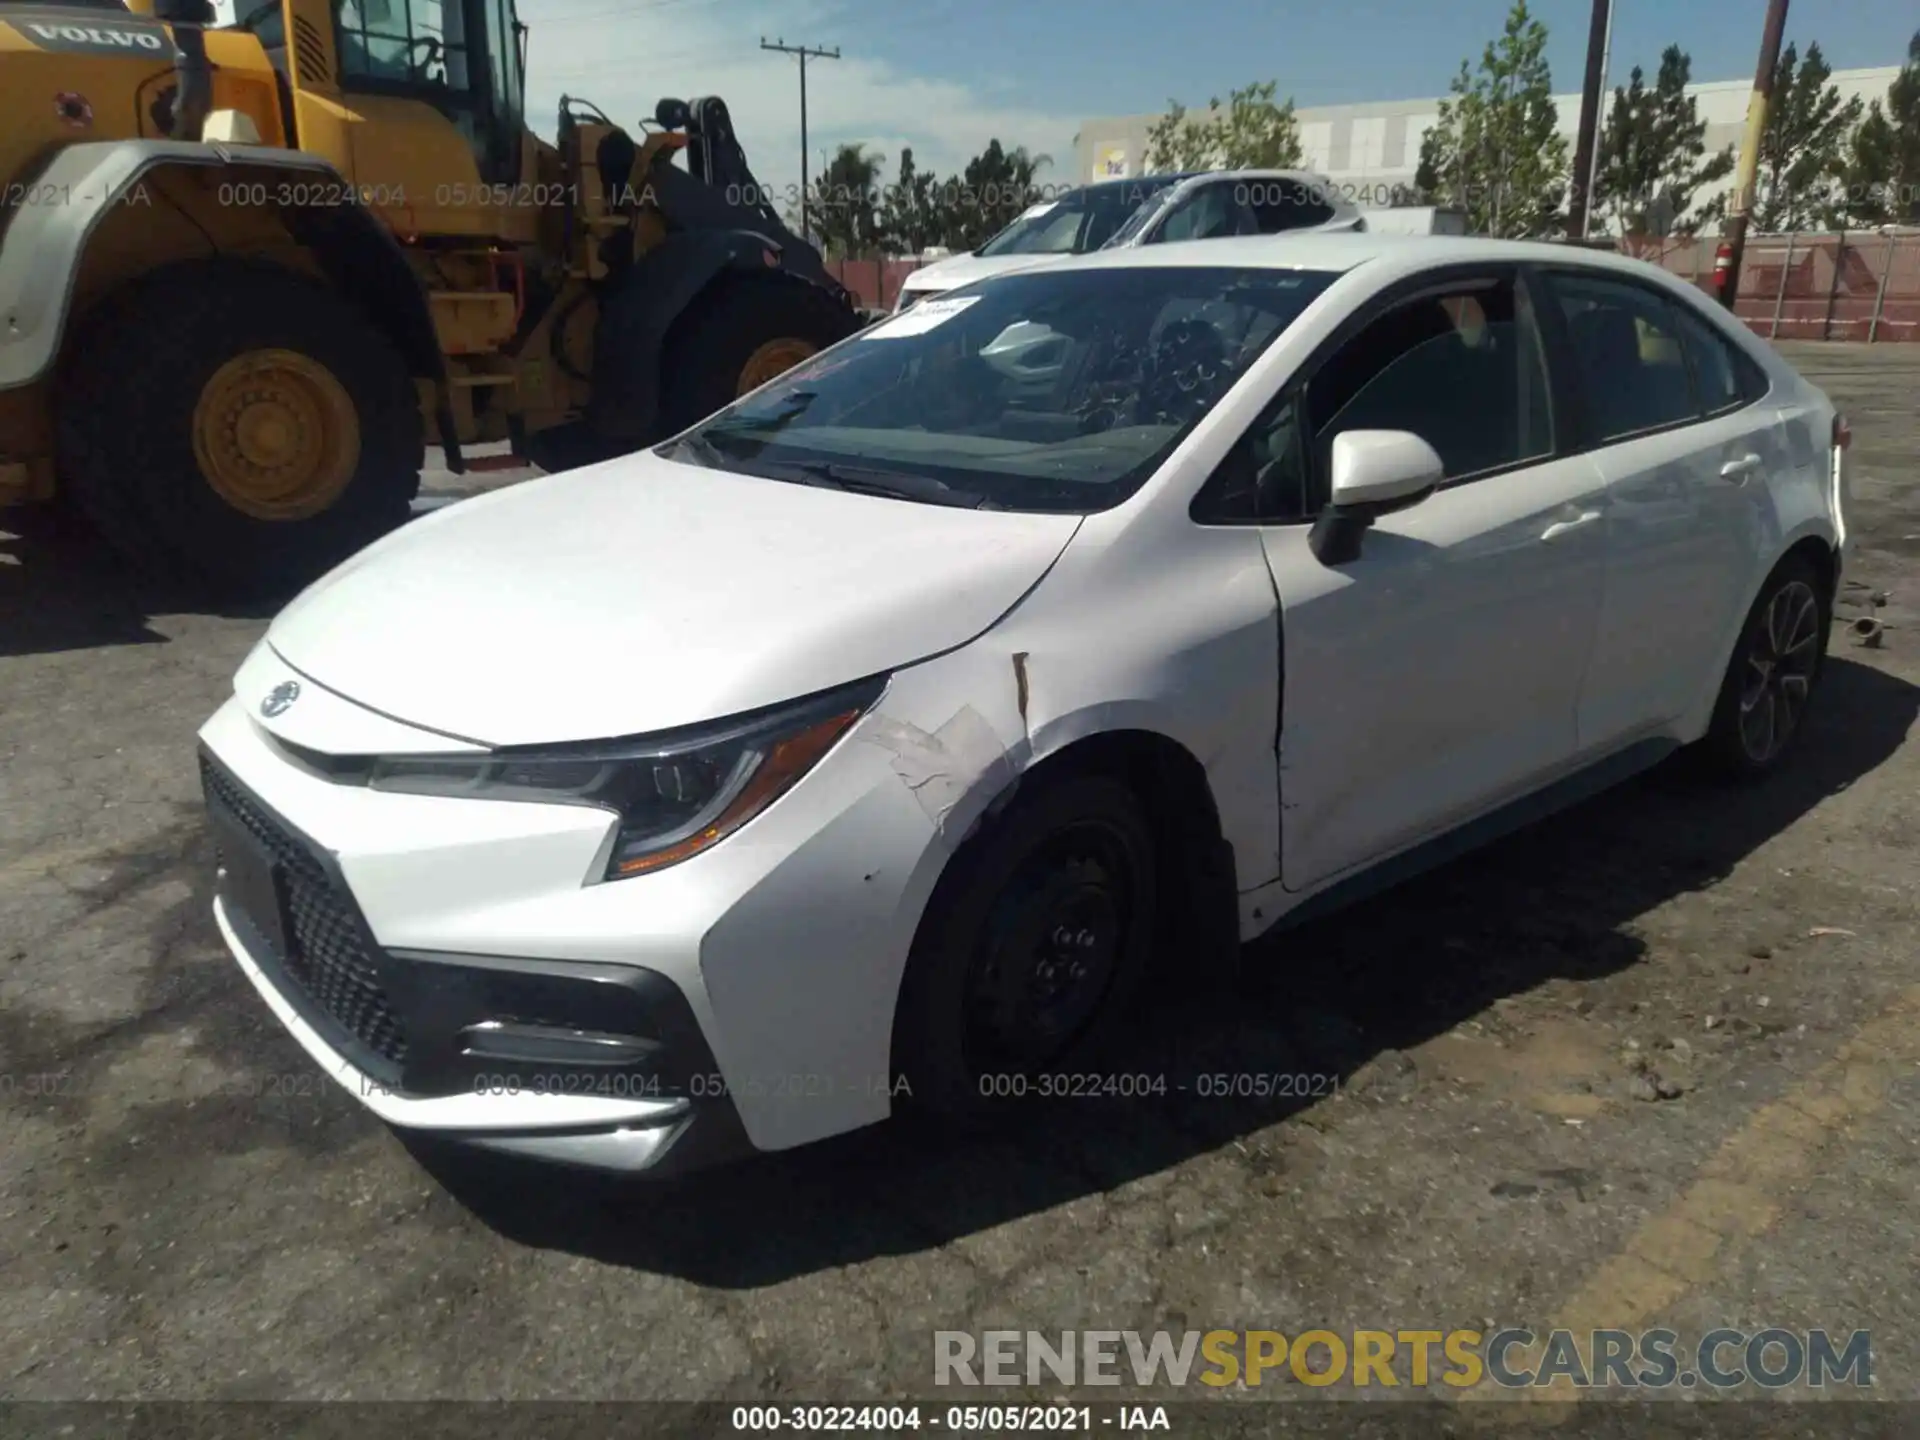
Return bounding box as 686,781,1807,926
1075,173,1198,197
1031,231,1684,282
1069,169,1337,204
1179,168,1333,183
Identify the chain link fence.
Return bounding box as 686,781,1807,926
1624,230,1920,343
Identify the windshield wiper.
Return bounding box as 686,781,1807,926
661,431,731,468
665,421,1001,509
788,461,1001,510
664,393,822,466
705,391,818,438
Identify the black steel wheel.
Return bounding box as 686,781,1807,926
892,775,1157,1119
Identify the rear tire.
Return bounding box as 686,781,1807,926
518,422,618,475
1695,552,1830,779
55,259,423,601
656,275,862,438
891,774,1158,1122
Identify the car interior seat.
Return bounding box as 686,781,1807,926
1571,306,1659,437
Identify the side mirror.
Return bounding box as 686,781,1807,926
1309,429,1442,565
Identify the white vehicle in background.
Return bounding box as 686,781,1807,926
892,174,1191,312
892,170,1364,313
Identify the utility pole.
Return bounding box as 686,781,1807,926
1566,0,1613,241
761,37,841,243
1714,0,1792,310
1590,0,1615,230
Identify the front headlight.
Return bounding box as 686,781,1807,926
364,676,885,881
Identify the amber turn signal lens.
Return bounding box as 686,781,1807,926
612,708,863,877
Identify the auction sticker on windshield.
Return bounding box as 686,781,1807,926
862,295,982,339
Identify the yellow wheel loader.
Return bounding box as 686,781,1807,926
0,0,863,596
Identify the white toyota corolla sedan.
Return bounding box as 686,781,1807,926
199,234,1852,1177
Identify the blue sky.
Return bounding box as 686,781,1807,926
508,0,1914,204
845,0,1912,118
207,0,1910,210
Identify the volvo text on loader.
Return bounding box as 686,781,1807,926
0,0,864,595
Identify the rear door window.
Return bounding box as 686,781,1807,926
1669,301,1769,414
1244,178,1337,232
1541,271,1700,442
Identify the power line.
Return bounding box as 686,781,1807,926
533,0,723,30
761,36,841,238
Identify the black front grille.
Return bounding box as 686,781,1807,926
201,755,408,1077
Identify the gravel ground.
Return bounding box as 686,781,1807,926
1,344,1916,1425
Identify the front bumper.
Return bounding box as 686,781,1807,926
203,749,750,1175
195,642,980,1172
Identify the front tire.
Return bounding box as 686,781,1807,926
55,259,423,600
1697,553,1830,778
891,774,1158,1120
656,275,862,438
518,422,617,475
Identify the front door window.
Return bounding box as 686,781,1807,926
1153,184,1250,243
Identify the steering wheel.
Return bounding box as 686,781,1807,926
406,34,445,83
234,1,281,32
914,349,1003,429
1141,319,1228,424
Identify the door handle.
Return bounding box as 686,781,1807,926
1720,453,1763,481
1541,509,1602,542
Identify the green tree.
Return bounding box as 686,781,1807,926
1592,46,1736,237
1416,0,1569,236
808,143,887,258
946,140,1051,250
1751,41,1863,231
1834,29,1920,225
877,145,943,254
1144,80,1304,172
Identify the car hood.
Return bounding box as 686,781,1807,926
263,452,1082,747
900,251,1065,295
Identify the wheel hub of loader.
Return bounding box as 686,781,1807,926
736,338,817,396
193,350,360,521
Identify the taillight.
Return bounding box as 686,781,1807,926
1832,413,1851,451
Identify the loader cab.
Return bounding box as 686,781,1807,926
223,0,524,192
329,0,523,183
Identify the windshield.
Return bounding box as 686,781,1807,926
1103,186,1181,248
976,178,1182,257
661,265,1338,515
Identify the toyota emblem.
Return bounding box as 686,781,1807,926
260,680,300,718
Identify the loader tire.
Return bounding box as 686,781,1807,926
56,259,424,601
519,422,618,475
656,274,862,438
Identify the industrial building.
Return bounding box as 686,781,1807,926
1073,66,1904,210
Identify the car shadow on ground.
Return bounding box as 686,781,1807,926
0,511,278,657
409,653,1919,1289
